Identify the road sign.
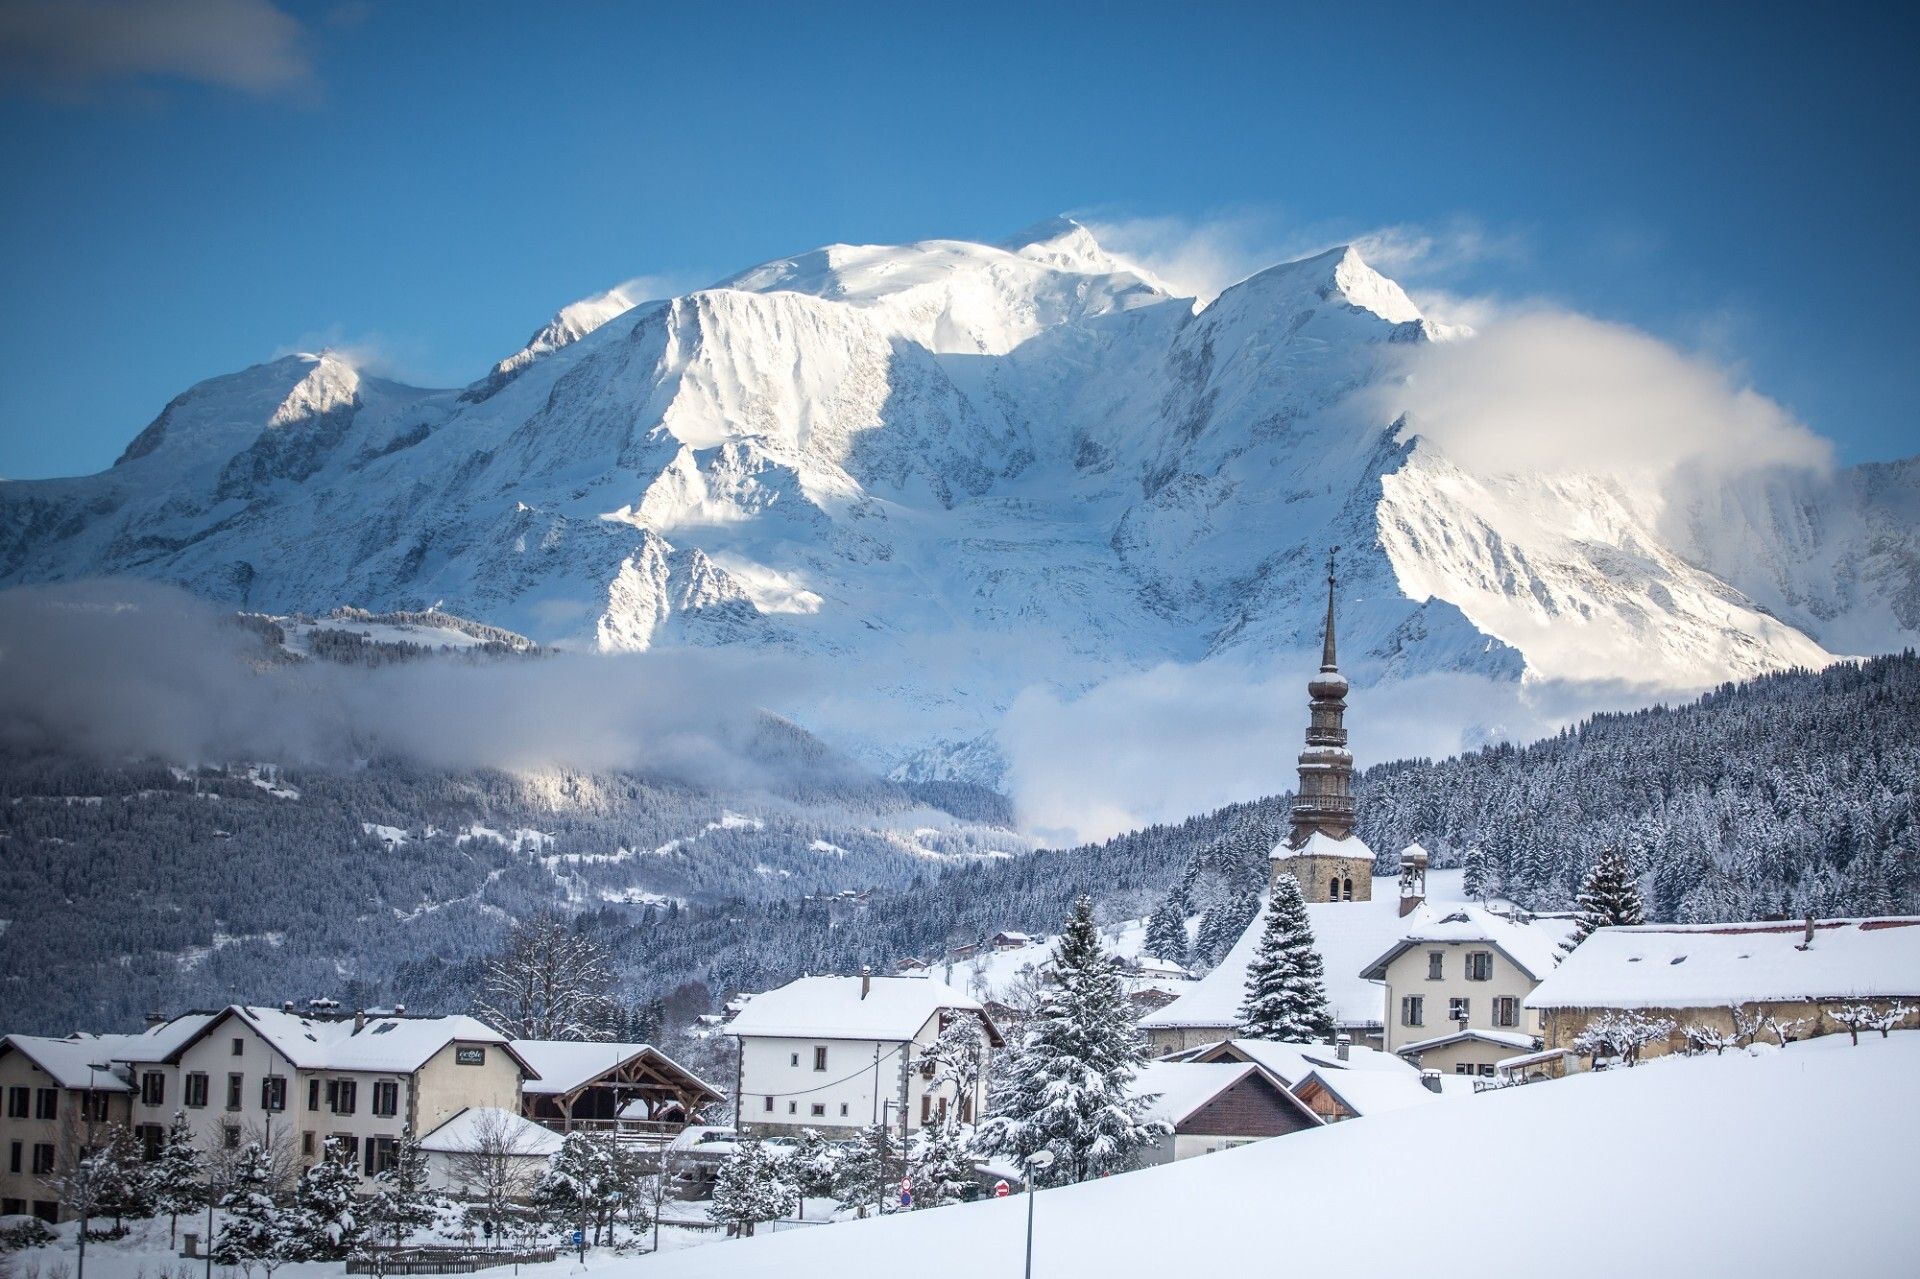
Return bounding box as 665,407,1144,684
993,1179,1011,1198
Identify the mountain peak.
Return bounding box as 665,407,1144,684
1220,243,1424,326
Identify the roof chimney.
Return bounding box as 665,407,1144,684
282,1000,294,1013
860,967,872,1000
1337,1035,1350,1062
353,1009,366,1033
1421,1069,1442,1094
1799,914,1816,950
1398,844,1429,918
394,1003,406,1016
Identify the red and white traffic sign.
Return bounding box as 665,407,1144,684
992,1179,1011,1198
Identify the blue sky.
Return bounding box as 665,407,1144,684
0,0,1914,478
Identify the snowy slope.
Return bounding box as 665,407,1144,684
624,1033,1919,1278
3,218,1913,770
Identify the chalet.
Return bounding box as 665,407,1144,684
1128,1060,1322,1165
1170,1036,1416,1087
1357,904,1566,1076
1525,916,1920,1066
511,1039,723,1138
991,932,1034,951
724,974,1002,1139
1291,1067,1471,1123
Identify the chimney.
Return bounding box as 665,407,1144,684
144,1011,167,1030
1420,1069,1442,1094
394,1003,406,1016
281,1000,294,1013
1398,844,1429,918
353,1009,366,1033
860,967,872,1000
1337,1035,1350,1062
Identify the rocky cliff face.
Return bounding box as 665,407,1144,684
4,218,1912,770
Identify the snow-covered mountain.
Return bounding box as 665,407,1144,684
3,218,1913,770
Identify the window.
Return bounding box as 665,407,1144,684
261,1077,286,1112
31,1143,55,1175
231,1037,245,1057
369,1136,399,1176
839,1103,849,1117
1426,951,1444,981
137,1124,163,1162
1328,876,1339,899
83,1091,110,1123
332,1135,359,1166
813,1046,828,1072
35,1089,57,1120
221,1124,240,1150
226,1073,243,1111
308,1079,320,1112
1465,951,1493,982
141,1072,165,1106
372,1081,399,1117
763,1096,774,1113
1455,1063,1474,1075
4,1087,25,1119
8,1141,20,1173
1494,997,1520,1028
789,1052,800,1068
184,1073,208,1109
787,1101,797,1115
1342,877,1354,901
1448,997,1471,1023
331,1080,357,1115
31,1201,59,1224
301,1132,314,1157
0,1198,19,1217
1400,995,1424,1027
810,1104,826,1117
1478,1064,1496,1077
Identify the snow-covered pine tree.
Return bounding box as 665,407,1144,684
789,1130,838,1201
1462,846,1493,902
905,1124,975,1208
1236,872,1336,1043
1143,891,1189,966
150,1111,206,1247
974,897,1168,1186
710,1138,796,1238
1562,848,1648,954
292,1138,365,1260
368,1127,437,1247
212,1142,300,1277
828,1128,884,1218
1193,889,1258,968
533,1130,624,1244
91,1123,154,1229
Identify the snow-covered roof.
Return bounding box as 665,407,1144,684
1272,829,1375,863
1397,1028,1538,1056
724,976,995,1044
1143,871,1471,1031
1294,1067,1469,1117
1128,1061,1316,1129
1357,905,1568,982
1176,1037,1416,1086
511,1039,724,1102
417,1107,563,1157
1,1035,134,1090
1525,918,1920,1011
164,1007,531,1076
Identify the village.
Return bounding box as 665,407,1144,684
3,574,1915,1274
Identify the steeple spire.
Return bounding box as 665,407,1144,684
1321,545,1340,672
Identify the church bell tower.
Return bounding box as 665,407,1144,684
1272,548,1375,903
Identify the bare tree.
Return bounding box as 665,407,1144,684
445,1110,546,1228
1824,1001,1914,1045
476,912,615,1040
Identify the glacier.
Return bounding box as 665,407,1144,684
2,216,1913,777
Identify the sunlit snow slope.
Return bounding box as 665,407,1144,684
2,218,1913,766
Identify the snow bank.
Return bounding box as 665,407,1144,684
620,1033,1919,1278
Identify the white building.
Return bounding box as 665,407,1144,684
1357,903,1568,1076
1128,1060,1322,1165
416,1106,563,1198
724,974,1002,1139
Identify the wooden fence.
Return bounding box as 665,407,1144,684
346,1248,556,1275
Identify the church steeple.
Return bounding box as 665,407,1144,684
1273,547,1372,903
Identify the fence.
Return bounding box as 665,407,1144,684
346,1248,557,1275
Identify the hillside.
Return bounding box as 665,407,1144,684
628,1034,1920,1278
3,220,1914,778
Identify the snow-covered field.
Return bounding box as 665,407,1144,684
620,1033,1918,1278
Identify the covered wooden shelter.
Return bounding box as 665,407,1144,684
510,1040,724,1138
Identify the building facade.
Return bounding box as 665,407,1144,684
0,1037,133,1221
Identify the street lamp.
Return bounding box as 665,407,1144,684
1021,1150,1054,1279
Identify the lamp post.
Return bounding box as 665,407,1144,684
1021,1150,1054,1279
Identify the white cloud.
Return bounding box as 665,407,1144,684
0,0,314,99
1373,308,1834,481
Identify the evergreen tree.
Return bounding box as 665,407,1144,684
1563,848,1648,954
368,1127,438,1246
1462,846,1493,902
828,1128,883,1218
905,1124,975,1208
212,1142,300,1277
788,1129,838,1200
292,1138,365,1260
710,1138,796,1238
150,1111,207,1247
975,898,1168,1185
91,1124,154,1229
1236,873,1336,1042
1143,891,1189,966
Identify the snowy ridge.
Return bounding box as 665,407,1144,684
3,218,1914,770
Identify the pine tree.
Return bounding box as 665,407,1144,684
150,1111,206,1247
827,1129,882,1218
905,1124,975,1208
212,1143,300,1277
1236,873,1336,1042
368,1128,437,1247
292,1139,365,1260
1563,848,1648,954
710,1138,796,1238
974,897,1168,1185
1143,891,1189,966
1462,846,1493,902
